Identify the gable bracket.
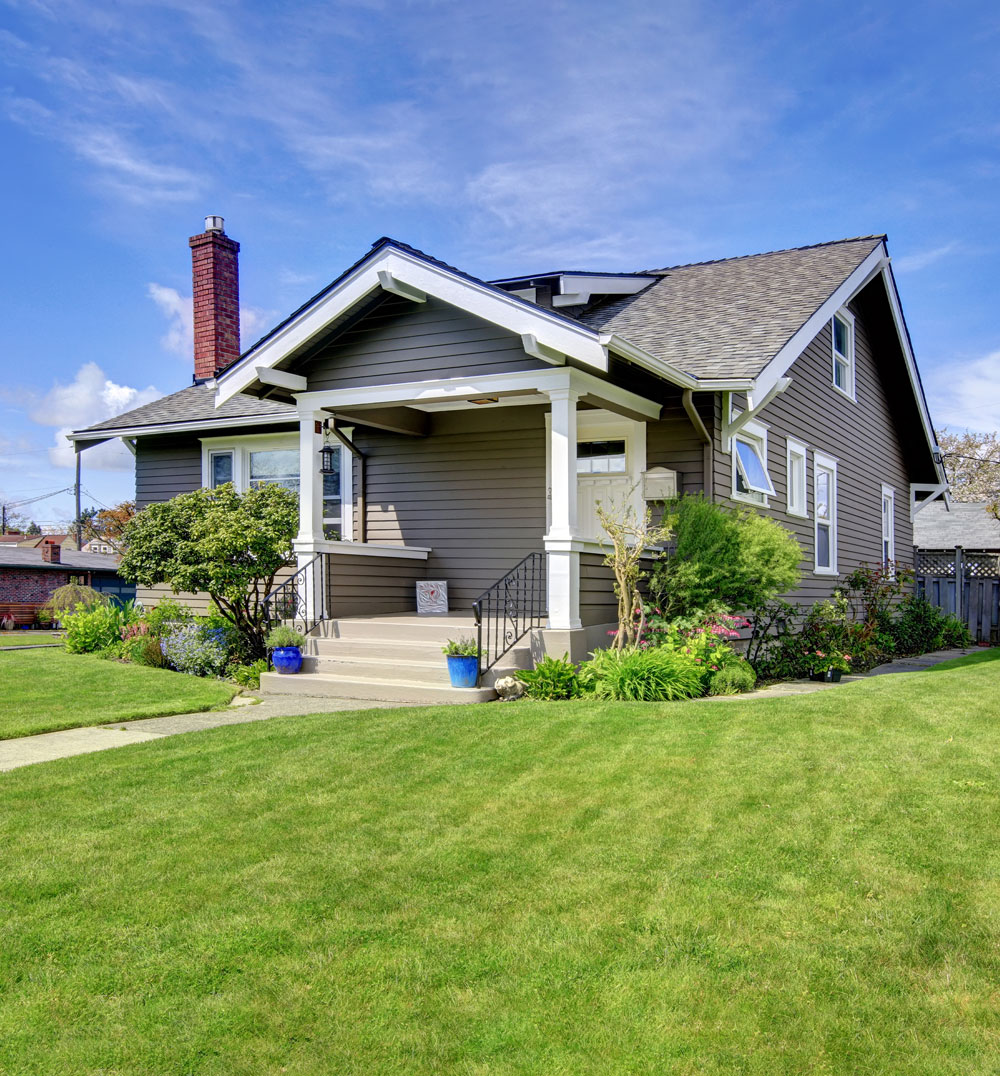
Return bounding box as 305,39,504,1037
521,333,565,365
722,377,792,452
377,270,427,303
910,482,951,521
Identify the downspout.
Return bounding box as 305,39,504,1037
330,422,367,544
682,390,713,499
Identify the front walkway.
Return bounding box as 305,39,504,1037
0,648,985,773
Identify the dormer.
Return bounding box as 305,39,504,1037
490,271,653,309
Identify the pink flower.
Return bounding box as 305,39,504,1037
711,665,718,671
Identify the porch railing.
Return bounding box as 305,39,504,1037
473,552,547,680
262,554,328,636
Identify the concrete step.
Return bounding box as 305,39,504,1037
316,617,479,643
259,671,495,704
306,637,449,661
300,653,453,683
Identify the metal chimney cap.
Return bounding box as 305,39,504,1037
204,215,225,233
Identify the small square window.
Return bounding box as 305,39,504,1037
210,451,234,488
734,436,775,497
786,439,808,517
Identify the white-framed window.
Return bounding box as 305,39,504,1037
731,415,774,505
881,484,895,569
786,438,808,518
814,452,838,574
832,309,856,400
200,432,352,541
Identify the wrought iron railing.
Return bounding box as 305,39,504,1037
473,552,546,680
262,554,328,636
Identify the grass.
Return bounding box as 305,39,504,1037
1,652,1000,1074
0,650,238,739
0,630,63,647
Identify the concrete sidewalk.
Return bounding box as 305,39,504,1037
0,647,987,773
0,694,400,773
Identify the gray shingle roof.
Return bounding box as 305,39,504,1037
575,236,884,379
0,548,123,572
913,501,1000,551
74,383,295,437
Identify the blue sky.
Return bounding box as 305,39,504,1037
1,0,998,526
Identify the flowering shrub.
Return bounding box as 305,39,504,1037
63,600,139,654
803,650,852,675
160,623,229,677
706,660,757,696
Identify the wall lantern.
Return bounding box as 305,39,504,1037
320,443,338,474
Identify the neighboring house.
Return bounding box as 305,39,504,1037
0,543,132,624
913,501,1000,552
80,537,118,556
70,218,945,669
16,533,80,551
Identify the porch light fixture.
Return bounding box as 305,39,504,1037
320,443,338,474
470,397,499,405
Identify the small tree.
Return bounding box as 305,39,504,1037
119,483,298,660
596,492,675,649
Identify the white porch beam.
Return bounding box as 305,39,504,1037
257,366,308,392
910,482,950,521
296,409,326,546
521,333,565,365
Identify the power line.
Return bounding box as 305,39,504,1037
943,452,1000,466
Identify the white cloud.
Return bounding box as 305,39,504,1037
894,242,960,273
27,362,161,471
925,350,1000,433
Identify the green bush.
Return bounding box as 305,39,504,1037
891,595,946,655
940,614,974,649
44,583,107,618
583,647,705,702
706,660,757,696
266,625,307,649
651,494,801,618
518,654,582,700
62,601,138,654
442,637,481,657
228,658,268,690
144,598,194,636
120,626,168,668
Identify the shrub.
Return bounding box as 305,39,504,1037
160,623,229,677
842,562,914,629
707,660,757,696
940,615,974,649
651,494,801,619
518,654,582,700
62,601,138,654
266,625,307,649
228,658,269,690
891,595,946,655
144,598,194,636
583,647,705,702
44,583,107,617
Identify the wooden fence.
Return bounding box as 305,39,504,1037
915,546,1000,644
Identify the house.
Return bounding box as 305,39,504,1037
0,543,132,626
69,218,946,696
16,533,80,552
914,500,1000,552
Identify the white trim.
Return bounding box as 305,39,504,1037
292,366,662,421
910,481,950,520
292,539,430,560
604,331,754,393
71,412,294,443
722,379,792,451
521,333,565,365
881,484,896,569
376,270,427,303
786,437,809,518
753,245,886,403
831,308,856,401
257,366,308,392
813,451,839,575
215,245,610,404
730,414,773,506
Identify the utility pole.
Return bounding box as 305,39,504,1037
75,450,82,550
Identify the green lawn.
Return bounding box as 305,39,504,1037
0,630,63,647
1,653,1000,1074
0,650,238,739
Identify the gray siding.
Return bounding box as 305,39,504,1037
711,297,917,608
580,552,618,627
354,406,548,608
134,436,202,508
303,295,549,390
327,556,428,618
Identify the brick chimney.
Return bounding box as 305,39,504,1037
189,215,241,381
41,539,61,564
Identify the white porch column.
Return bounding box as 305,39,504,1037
543,387,582,630
292,408,327,623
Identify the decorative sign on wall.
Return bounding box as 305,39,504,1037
642,467,679,501
416,580,449,616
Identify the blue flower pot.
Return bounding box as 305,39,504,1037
446,654,479,688
272,646,303,675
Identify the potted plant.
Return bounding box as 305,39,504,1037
442,637,481,688
266,625,307,674
804,650,852,682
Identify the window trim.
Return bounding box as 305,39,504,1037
881,483,896,571
785,437,809,518
200,431,353,541
832,309,856,401
813,451,839,575
730,414,773,506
